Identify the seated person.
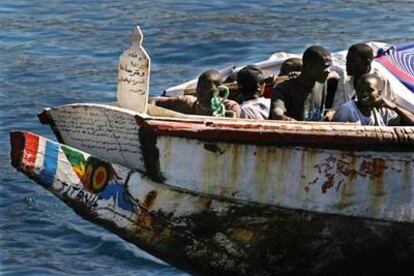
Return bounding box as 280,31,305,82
236,65,271,120
333,73,414,126
262,57,303,98
279,57,303,79
270,45,332,121
149,70,241,118
330,43,396,110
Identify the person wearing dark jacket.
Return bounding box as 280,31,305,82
271,45,332,121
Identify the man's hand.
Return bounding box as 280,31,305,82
272,107,296,121
328,70,340,80
323,110,336,121
374,97,414,126
374,97,396,110
282,115,296,121
263,75,276,85
275,114,296,121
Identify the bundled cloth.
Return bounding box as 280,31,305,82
376,42,414,92
375,42,414,112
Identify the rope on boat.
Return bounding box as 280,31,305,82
210,85,235,118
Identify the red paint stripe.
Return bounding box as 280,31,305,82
134,114,414,149
376,56,414,83
23,132,39,166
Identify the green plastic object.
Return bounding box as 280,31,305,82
210,85,235,118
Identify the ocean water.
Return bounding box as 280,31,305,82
1,0,413,274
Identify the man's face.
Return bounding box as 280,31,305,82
346,50,358,76
346,50,370,76
356,77,380,107
314,54,332,83
197,75,222,104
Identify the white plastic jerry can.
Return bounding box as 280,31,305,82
117,25,150,113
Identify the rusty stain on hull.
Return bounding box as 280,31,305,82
322,175,335,193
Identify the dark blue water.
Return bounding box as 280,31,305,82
1,0,413,274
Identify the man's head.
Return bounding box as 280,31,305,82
302,45,332,83
237,65,265,98
196,69,222,104
279,57,302,76
356,73,382,108
346,43,374,76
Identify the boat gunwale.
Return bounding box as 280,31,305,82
38,102,414,151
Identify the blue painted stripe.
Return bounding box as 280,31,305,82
38,141,59,188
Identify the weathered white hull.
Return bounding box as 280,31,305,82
39,103,414,224
10,131,414,275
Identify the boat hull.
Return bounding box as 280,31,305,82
10,131,414,275
38,104,414,224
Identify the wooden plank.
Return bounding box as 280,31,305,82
117,26,150,113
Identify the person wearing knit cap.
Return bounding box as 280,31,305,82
236,65,271,120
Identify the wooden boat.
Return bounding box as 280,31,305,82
9,26,414,274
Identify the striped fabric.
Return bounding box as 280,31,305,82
376,42,414,92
